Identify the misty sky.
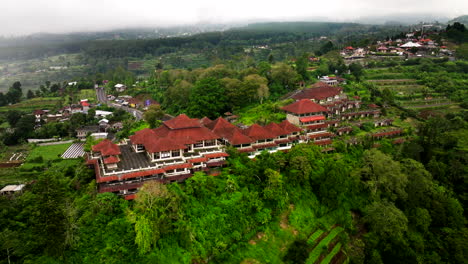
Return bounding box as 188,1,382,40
2,0,467,35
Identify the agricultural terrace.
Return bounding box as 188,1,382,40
0,97,62,112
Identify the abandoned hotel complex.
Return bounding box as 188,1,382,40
88,82,389,200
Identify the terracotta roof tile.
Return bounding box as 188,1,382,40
264,122,289,137
163,114,201,129
189,157,209,163
282,99,329,114
103,156,120,164
163,163,193,171
242,124,277,141
204,152,229,159
278,120,302,133
92,140,121,156
291,82,342,101
227,130,254,145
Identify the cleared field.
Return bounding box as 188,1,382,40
0,97,62,112
77,89,97,103
21,142,72,171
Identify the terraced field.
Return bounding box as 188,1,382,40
305,225,347,264
0,97,62,112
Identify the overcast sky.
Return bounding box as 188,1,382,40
1,0,467,36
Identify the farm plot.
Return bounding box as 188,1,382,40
0,97,62,112
305,226,347,264
21,142,72,171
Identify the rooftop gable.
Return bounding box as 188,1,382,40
242,124,277,141
282,99,329,115
279,120,302,133
92,139,121,156
227,129,254,145
264,122,289,137
163,114,202,130
291,82,343,101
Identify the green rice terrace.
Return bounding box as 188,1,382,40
305,226,347,264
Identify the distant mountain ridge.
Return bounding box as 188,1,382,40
449,15,468,25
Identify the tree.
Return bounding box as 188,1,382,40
26,89,35,99
364,201,408,242
243,74,269,104
6,110,22,127
270,63,300,95
130,181,180,254
187,77,227,119
356,149,408,201
6,81,22,104
349,62,364,81
295,53,309,80
143,105,165,128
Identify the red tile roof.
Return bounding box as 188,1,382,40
300,115,326,123
228,130,254,145
200,117,213,126
314,139,333,146
34,109,45,115
145,137,188,153
309,132,333,139
163,114,201,129
291,82,343,101
204,152,229,159
121,168,165,180
92,140,121,156
189,157,209,163
103,156,120,164
206,117,239,139
282,99,329,115
129,128,156,145
264,122,289,137
97,175,119,183
243,124,277,141
278,120,302,133
163,163,193,171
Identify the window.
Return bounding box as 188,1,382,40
194,141,203,148
171,150,180,157
161,151,171,158
204,140,215,146
137,144,144,151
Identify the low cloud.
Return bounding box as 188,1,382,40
1,0,467,35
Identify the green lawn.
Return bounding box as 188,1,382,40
21,142,73,171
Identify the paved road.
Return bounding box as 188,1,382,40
96,87,107,103
95,87,143,121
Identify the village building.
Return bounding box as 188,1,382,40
76,126,100,139
115,84,127,92
281,99,332,145
289,82,360,115
0,184,25,195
